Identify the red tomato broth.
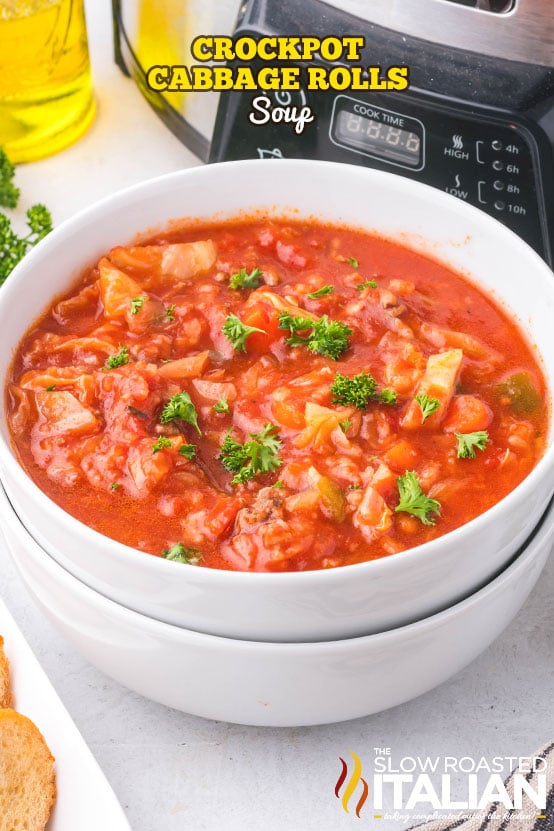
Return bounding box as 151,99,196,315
6,219,549,572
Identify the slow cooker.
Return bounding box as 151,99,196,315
113,0,554,263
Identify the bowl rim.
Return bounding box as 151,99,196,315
1,158,553,585
3,481,553,650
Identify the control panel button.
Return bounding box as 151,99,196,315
443,133,470,161
493,180,505,191
492,160,504,171
491,140,503,151
494,200,506,211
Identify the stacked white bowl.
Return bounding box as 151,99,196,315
0,162,553,726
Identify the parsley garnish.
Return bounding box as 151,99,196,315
213,398,230,414
110,482,120,491
161,543,202,565
130,296,146,315
347,257,359,268
165,304,176,321
222,313,266,353
415,393,441,423
0,149,20,209
356,279,377,291
229,267,263,290
179,443,197,460
104,345,129,369
395,471,441,526
160,391,201,435
0,204,53,283
45,384,56,392
277,312,352,360
273,480,285,489
307,285,334,299
379,388,398,405
152,436,172,454
219,423,282,485
455,431,489,459
340,418,352,433
331,372,397,409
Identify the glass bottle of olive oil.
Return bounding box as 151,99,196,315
0,0,95,163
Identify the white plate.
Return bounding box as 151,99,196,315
0,594,131,831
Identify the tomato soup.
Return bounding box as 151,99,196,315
6,220,549,571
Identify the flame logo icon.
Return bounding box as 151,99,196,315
452,134,464,150
335,750,369,818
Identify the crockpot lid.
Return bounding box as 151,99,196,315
318,0,554,67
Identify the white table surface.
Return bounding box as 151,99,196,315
2,3,554,830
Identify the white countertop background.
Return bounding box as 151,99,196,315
1,2,554,829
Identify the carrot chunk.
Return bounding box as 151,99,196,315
443,395,493,433
384,439,420,472
158,352,210,380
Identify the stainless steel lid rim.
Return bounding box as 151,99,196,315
318,0,554,67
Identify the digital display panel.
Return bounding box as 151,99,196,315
333,109,422,168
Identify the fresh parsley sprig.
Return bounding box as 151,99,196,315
0,149,20,209
331,372,397,409
161,543,202,564
130,296,146,315
179,443,197,460
0,149,53,282
223,313,266,353
219,423,282,485
380,388,398,405
0,205,53,283
160,391,201,435
307,285,334,299
229,267,263,290
415,393,441,423
213,398,230,414
395,470,441,526
455,431,489,459
277,311,352,360
104,345,129,369
152,436,172,454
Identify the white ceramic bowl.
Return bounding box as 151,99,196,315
0,160,554,642
2,483,553,727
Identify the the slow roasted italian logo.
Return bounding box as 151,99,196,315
335,750,369,817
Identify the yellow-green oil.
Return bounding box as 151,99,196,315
0,0,95,163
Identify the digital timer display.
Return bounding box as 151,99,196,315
334,109,422,168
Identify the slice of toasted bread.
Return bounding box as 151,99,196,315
0,637,12,709
0,708,56,831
